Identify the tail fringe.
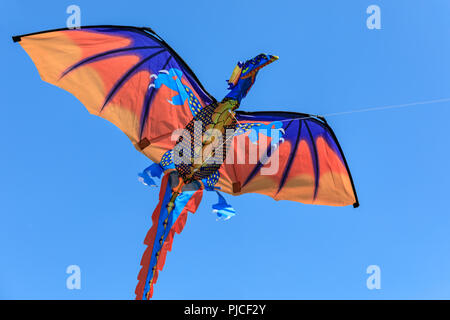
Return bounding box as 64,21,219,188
135,175,203,300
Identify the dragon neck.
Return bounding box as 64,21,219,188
220,97,240,110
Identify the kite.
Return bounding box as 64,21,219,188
13,25,358,299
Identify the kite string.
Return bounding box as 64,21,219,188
275,97,450,122
196,96,450,168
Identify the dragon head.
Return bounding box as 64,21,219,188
225,54,278,103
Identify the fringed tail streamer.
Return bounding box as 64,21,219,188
135,172,203,300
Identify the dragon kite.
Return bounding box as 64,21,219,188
13,25,359,299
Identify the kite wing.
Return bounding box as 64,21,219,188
217,111,359,207
13,25,215,163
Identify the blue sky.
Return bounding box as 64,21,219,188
1,0,450,299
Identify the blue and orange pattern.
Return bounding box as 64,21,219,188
15,26,358,301
218,111,358,207
16,26,214,164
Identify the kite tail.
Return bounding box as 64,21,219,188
166,179,185,214
135,172,203,300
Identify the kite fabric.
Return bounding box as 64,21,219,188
13,25,358,299
135,172,203,300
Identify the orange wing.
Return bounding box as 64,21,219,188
217,111,358,207
13,25,215,163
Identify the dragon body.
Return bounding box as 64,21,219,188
13,26,358,299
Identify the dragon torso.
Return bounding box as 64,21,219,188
174,98,239,184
